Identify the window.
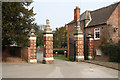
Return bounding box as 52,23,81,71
96,49,101,56
94,28,100,40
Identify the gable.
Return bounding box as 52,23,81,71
88,2,119,27
67,2,120,27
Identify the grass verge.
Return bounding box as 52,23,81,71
84,60,120,71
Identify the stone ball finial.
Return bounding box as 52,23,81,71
77,21,80,26
88,31,92,35
88,31,92,37
31,28,35,33
30,28,36,36
46,19,49,25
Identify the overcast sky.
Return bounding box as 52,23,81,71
29,0,120,30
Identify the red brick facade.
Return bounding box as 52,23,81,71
67,2,120,61
106,4,119,43
67,23,75,59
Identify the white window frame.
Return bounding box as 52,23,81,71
96,49,102,56
94,28,100,40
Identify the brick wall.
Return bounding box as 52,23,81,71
2,47,29,62
85,5,119,61
67,4,119,61
2,47,21,57
68,20,118,61
67,23,75,59
21,47,28,62
85,25,109,61
107,4,119,43
67,20,86,59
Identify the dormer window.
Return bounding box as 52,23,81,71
94,28,100,40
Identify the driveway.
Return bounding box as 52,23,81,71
2,59,118,78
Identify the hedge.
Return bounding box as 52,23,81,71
53,48,67,55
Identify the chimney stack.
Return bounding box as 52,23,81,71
74,6,80,22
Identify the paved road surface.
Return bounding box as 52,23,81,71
2,58,118,78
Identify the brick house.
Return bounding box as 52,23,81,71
67,2,120,61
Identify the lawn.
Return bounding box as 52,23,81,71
53,55,69,61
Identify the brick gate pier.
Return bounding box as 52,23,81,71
43,19,54,64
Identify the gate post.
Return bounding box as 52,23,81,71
28,29,37,63
74,21,84,61
87,32,94,60
43,19,54,64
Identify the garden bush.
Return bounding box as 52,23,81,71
100,40,120,62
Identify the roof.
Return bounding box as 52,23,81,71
88,2,119,27
67,20,74,24
80,10,90,21
67,2,120,27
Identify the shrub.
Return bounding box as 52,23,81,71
69,57,74,61
100,40,120,62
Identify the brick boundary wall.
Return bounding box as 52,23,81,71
2,47,30,62
21,47,28,62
